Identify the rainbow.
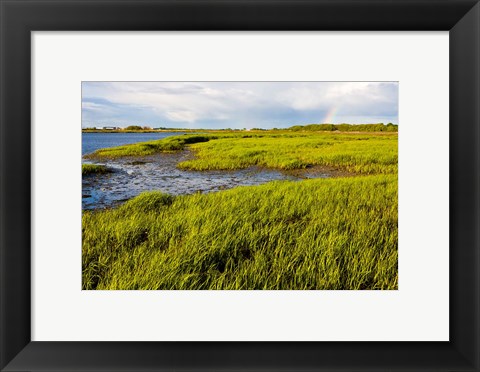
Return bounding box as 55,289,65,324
323,105,340,124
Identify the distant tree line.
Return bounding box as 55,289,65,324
83,125,153,131
125,125,151,131
288,123,398,132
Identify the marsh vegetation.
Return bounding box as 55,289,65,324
82,163,111,175
82,127,398,290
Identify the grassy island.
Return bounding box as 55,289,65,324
82,163,111,175
82,127,398,290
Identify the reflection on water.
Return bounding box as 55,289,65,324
82,151,330,210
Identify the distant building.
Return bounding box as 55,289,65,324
103,126,119,130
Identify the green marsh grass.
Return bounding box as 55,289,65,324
85,134,214,159
83,174,397,290
87,131,397,176
178,132,397,174
82,130,398,290
82,164,111,175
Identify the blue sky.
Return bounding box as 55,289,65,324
82,82,398,129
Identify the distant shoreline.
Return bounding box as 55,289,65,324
82,123,398,134
82,129,196,133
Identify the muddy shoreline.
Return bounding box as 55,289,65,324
82,150,344,210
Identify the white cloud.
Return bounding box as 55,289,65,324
276,82,396,112
81,101,108,111
165,110,198,123
82,81,398,128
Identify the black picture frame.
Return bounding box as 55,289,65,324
1,0,479,371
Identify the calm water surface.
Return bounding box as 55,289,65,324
82,132,185,155
82,132,329,210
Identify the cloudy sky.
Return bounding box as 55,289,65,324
82,82,398,129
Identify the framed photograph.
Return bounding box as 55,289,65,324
1,0,479,371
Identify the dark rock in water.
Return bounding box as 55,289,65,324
128,161,147,165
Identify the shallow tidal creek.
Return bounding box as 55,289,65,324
82,151,331,210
